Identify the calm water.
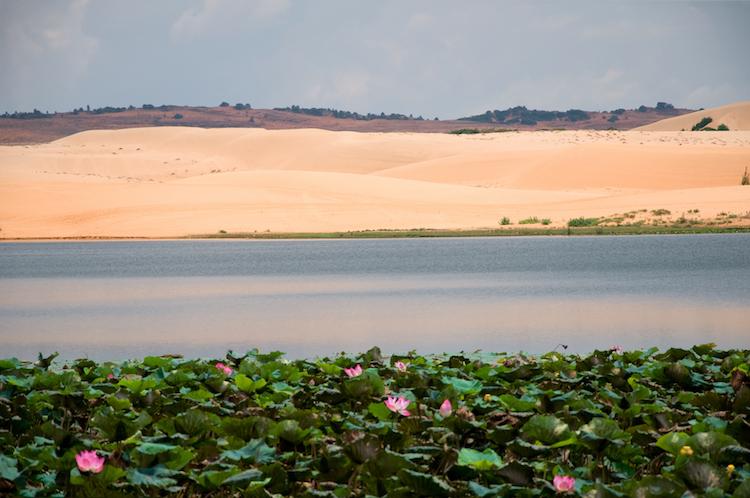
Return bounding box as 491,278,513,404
1,235,748,360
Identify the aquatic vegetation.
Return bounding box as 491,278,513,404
0,345,748,496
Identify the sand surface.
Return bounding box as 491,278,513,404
636,101,750,131
1,124,749,238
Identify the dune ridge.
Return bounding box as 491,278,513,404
1,125,749,238
636,101,750,132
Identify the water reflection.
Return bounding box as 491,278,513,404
1,272,747,360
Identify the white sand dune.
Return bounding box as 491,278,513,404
1,125,749,238
636,101,750,131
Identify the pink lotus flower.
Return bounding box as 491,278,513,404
215,362,233,375
439,399,452,417
395,361,408,372
610,345,623,354
75,450,105,474
384,395,411,416
553,475,575,493
344,364,363,378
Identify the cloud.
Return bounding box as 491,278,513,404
171,0,290,41
0,0,97,110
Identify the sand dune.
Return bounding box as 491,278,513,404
636,101,750,131
1,126,749,238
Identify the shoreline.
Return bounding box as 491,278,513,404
2,224,749,242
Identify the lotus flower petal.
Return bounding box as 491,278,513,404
344,364,363,378
439,399,452,417
553,475,575,493
75,450,105,474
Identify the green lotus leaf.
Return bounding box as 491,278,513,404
367,449,416,479
127,465,180,488
457,448,503,471
733,479,750,498
0,454,20,481
174,409,219,437
221,469,268,488
368,401,392,421
498,394,536,412
136,442,178,455
497,461,533,485
508,438,550,457
467,481,511,497
117,376,158,396
220,439,276,464
656,432,690,455
687,431,738,461
676,460,726,491
0,358,20,370
734,385,750,414
163,447,195,470
182,388,214,402
629,476,686,498
272,419,311,444
234,373,267,393
579,418,629,443
520,414,572,445
441,376,483,395
142,356,175,369
397,469,454,497
342,371,384,398
345,434,381,464
193,468,241,489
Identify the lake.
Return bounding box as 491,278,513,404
1,234,748,360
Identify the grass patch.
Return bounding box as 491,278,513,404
448,128,517,135
567,217,600,227
651,209,671,216
190,225,750,240
518,217,539,225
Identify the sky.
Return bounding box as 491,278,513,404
1,0,748,118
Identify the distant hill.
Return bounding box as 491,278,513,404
635,101,750,131
0,102,694,144
457,102,690,127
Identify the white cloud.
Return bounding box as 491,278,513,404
171,0,290,41
0,0,97,109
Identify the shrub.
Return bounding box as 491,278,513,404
541,218,551,225
651,209,671,216
718,123,729,131
173,113,183,119
691,117,712,131
219,101,230,107
499,217,511,225
567,217,599,227
518,217,539,224
742,167,749,186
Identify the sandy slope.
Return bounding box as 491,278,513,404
1,126,749,238
636,101,750,131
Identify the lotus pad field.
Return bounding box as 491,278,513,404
1,345,749,497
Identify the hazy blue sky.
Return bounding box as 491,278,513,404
1,0,748,117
